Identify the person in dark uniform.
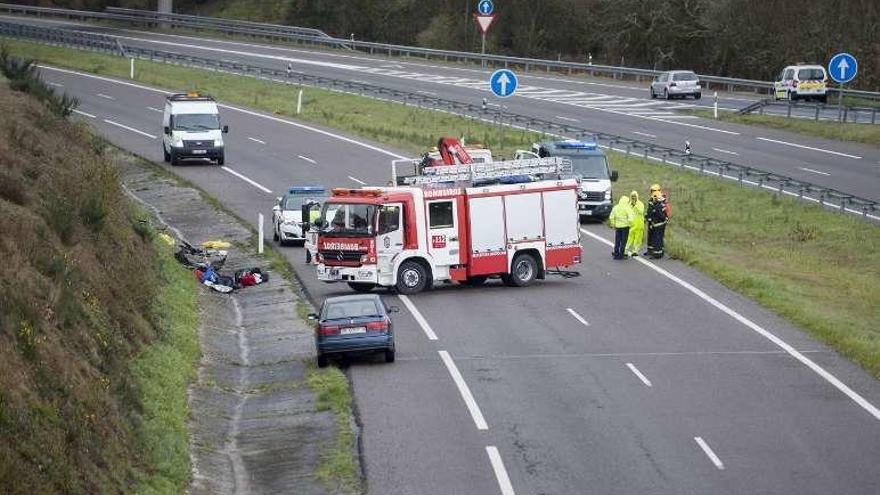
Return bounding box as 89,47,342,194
645,184,669,259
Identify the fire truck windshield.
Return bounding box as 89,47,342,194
319,203,376,237
569,155,610,180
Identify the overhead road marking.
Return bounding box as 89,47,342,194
103,119,156,139
712,147,739,156
221,166,273,194
348,176,366,185
625,363,653,387
486,446,516,495
397,295,438,340
799,167,831,176
247,137,266,145
297,154,317,164
694,437,725,470
632,131,656,138
97,93,115,100
566,308,590,327
555,116,579,123
756,137,862,159
147,106,162,113
579,227,880,421
438,350,488,430
72,109,96,118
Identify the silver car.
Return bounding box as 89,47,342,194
650,70,702,100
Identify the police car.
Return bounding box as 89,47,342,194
272,186,327,246
517,139,618,221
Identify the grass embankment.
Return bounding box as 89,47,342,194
3,41,879,379
690,109,880,146
0,54,199,493
306,366,360,494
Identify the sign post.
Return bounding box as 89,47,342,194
828,52,858,123
474,0,495,68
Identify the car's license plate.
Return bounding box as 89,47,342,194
582,210,592,215
341,327,366,335
192,149,207,155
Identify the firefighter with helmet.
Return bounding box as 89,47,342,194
645,184,669,259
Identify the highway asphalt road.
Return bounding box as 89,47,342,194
39,66,880,494
4,15,880,203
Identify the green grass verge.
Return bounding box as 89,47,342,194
4,40,880,379
689,109,880,147
306,365,360,494
130,231,200,493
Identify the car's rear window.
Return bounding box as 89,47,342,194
673,72,698,81
798,68,825,81
323,299,382,319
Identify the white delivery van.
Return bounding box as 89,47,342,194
162,92,228,165
774,64,828,103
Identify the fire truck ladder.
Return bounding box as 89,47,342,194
392,157,573,185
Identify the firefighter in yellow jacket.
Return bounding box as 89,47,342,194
625,190,645,257
608,196,634,260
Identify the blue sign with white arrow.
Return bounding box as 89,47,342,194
828,52,857,84
489,69,517,98
478,0,494,15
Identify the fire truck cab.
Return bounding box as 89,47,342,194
314,158,582,294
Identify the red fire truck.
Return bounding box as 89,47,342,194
313,157,582,294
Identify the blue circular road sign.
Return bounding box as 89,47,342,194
489,69,518,98
828,52,857,84
478,0,494,15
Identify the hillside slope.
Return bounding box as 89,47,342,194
0,79,177,492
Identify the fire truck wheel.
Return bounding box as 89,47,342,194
347,282,375,293
507,253,538,287
396,261,427,294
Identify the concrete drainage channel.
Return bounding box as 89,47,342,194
116,152,348,493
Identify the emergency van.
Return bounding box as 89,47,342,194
774,64,828,103
162,92,228,165
516,139,618,221
314,157,582,294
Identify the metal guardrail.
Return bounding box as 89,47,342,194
1,2,878,101
1,19,877,221
739,98,879,124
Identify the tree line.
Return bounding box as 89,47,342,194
15,0,879,89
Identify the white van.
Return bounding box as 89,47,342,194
162,93,228,165
774,65,828,103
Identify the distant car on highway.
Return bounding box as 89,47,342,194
650,70,702,100
310,294,398,367
272,186,327,246
773,64,828,103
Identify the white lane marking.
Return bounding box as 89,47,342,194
96,93,115,100
72,109,96,118
625,362,653,387
756,137,862,159
799,167,831,176
486,446,516,495
555,116,579,122
221,166,273,194
348,176,366,185
694,437,725,470
37,66,409,161
103,119,156,139
147,106,162,113
48,81,63,87
438,350,488,430
712,147,739,156
297,154,317,164
247,137,267,145
579,227,880,421
397,295,438,340
566,308,590,327
633,131,656,138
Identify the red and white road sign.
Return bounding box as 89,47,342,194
474,14,495,35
